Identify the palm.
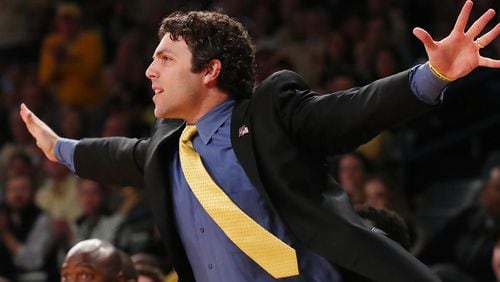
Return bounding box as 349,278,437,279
430,32,481,78
413,0,500,80
19,103,59,162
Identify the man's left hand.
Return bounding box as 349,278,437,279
413,0,499,80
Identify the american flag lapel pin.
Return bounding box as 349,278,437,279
238,125,249,137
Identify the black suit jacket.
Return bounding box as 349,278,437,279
74,70,440,281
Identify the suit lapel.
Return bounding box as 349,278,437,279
231,100,277,212
144,118,184,231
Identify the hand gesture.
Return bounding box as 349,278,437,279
413,0,499,80
19,103,60,162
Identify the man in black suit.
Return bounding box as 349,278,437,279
20,1,499,281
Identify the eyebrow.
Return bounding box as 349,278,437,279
153,49,174,59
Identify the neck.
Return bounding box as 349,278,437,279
185,88,229,124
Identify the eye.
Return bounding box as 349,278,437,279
160,55,172,63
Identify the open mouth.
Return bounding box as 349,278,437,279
153,88,164,95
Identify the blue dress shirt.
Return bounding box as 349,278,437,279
169,100,341,281
55,63,447,281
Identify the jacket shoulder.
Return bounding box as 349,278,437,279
257,70,311,96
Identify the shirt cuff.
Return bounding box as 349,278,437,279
55,138,79,174
409,62,449,105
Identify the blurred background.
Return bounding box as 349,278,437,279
0,0,499,281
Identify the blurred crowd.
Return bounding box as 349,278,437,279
0,0,499,281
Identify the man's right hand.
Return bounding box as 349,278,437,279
19,103,60,162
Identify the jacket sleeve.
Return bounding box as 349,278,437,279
265,69,434,154
74,137,148,188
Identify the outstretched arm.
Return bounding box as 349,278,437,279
413,0,500,80
19,103,147,187
277,1,498,153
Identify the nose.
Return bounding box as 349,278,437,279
145,61,158,79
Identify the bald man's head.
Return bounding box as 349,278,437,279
61,239,125,282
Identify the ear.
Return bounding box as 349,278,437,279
203,59,222,87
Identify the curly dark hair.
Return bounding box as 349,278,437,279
159,11,256,100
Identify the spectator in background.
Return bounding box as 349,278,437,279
113,186,160,256
36,158,81,250
36,158,82,223
106,26,153,111
61,239,125,282
274,7,327,87
363,175,408,216
119,250,138,282
0,176,58,281
38,3,107,109
0,110,41,176
355,204,411,251
345,204,412,282
335,152,371,204
58,107,85,140
1,151,36,190
322,30,353,75
0,0,32,67
18,81,57,126
131,253,166,282
100,107,151,150
102,111,132,137
72,179,123,244
419,164,500,282
254,46,293,83
372,47,404,79
363,174,425,253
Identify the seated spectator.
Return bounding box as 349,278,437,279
355,204,411,251
118,250,138,282
131,253,165,282
36,158,82,255
58,107,85,140
113,186,160,256
418,164,500,282
1,151,36,192
72,179,123,244
0,176,58,281
0,110,41,177
333,152,371,204
36,158,82,222
363,174,408,216
61,239,125,282
344,204,412,282
362,174,423,251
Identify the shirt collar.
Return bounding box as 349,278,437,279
195,99,234,145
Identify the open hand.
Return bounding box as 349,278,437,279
413,0,500,80
19,103,60,162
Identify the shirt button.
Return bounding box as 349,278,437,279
200,227,204,233
208,264,213,270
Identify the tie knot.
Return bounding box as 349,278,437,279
181,124,198,143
